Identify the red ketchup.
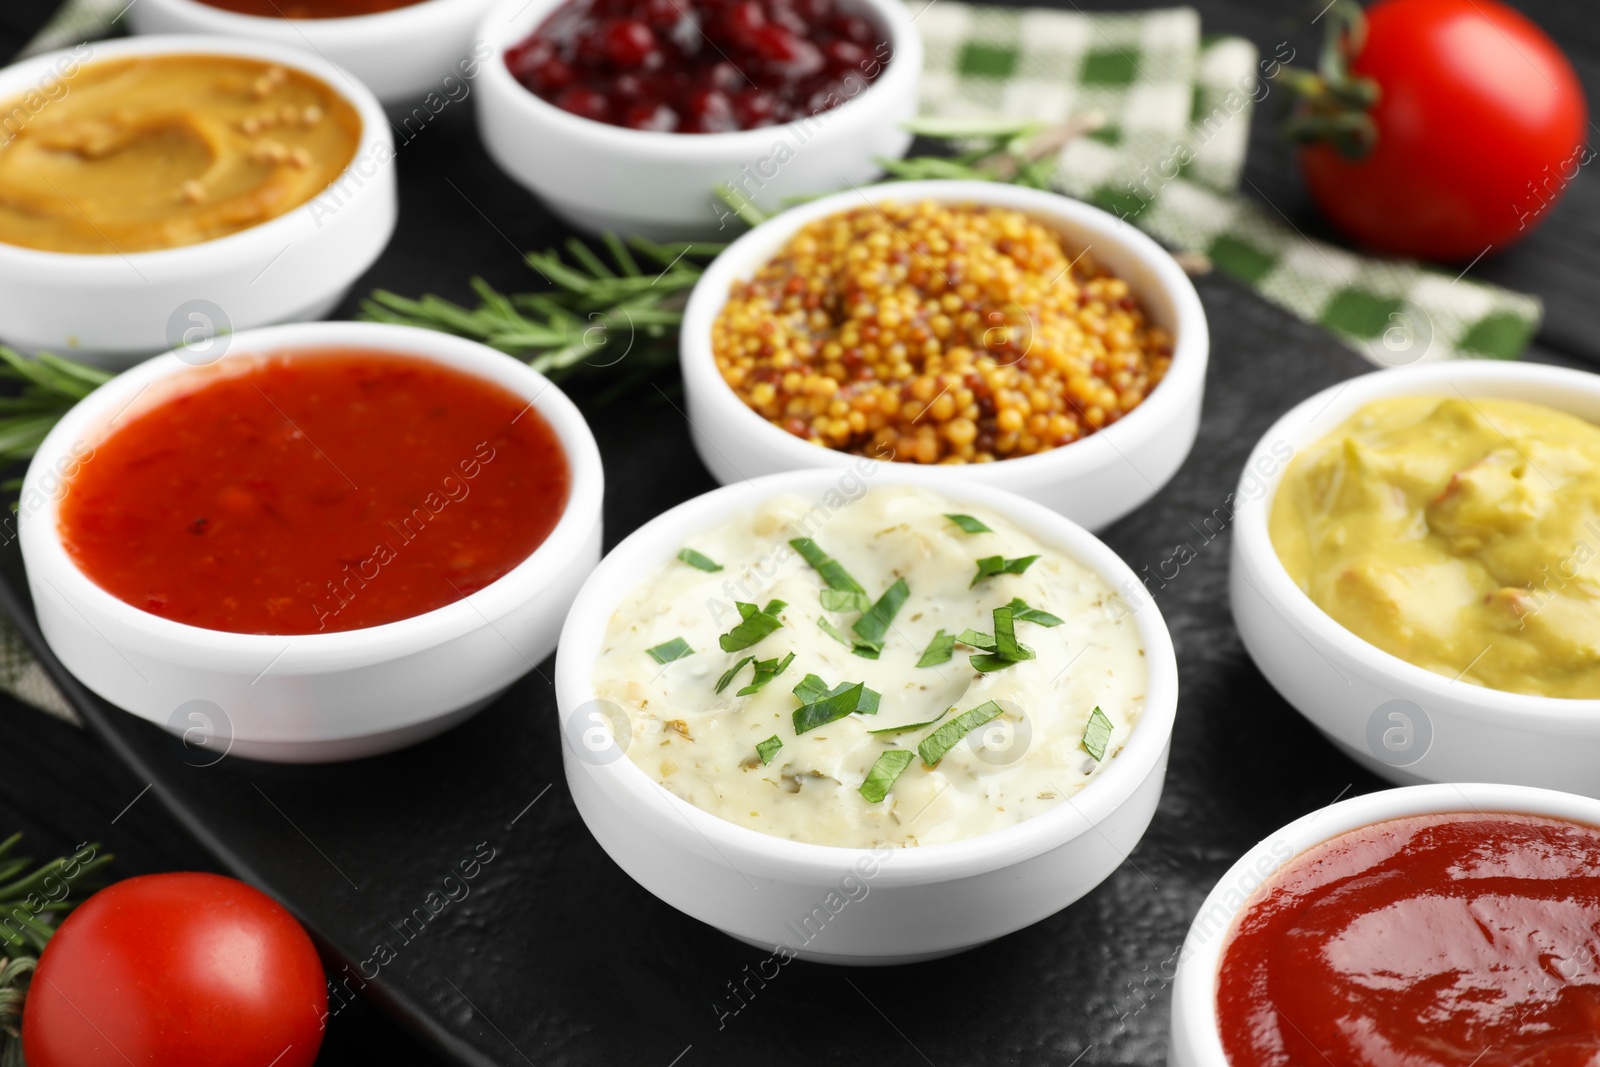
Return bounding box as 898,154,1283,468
504,0,890,131
58,349,570,636
1217,812,1600,1067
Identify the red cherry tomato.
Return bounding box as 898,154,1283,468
22,872,327,1067
1300,0,1588,261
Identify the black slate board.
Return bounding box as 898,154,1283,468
3,3,1598,1064
0,269,1408,1066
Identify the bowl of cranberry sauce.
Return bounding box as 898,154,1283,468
505,0,890,132
1168,783,1600,1067
18,322,604,764
474,0,920,239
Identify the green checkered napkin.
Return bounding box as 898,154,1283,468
911,1,1542,364
0,0,1546,722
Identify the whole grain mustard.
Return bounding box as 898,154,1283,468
711,200,1173,464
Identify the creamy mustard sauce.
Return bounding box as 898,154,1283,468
1271,396,1600,698
593,486,1148,848
0,55,361,254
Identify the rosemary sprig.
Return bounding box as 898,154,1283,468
0,835,113,1066
361,236,725,390
0,348,111,465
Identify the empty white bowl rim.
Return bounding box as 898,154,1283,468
474,0,922,157
1235,359,1600,722
1172,781,1600,1065
555,467,1179,880
136,0,473,30
0,34,388,272
22,320,604,667
678,179,1209,479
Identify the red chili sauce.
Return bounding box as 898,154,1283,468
1217,812,1600,1067
194,0,428,17
58,349,570,636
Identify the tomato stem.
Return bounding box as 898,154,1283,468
1272,0,1382,159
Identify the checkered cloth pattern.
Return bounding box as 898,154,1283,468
0,1,1547,722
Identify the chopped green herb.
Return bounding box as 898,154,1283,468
793,672,833,704
859,749,915,803
677,548,723,572
969,605,1039,672
916,629,955,667
646,637,694,664
715,655,755,694
1082,706,1114,762
820,588,873,614
790,538,869,603
818,616,880,658
793,673,881,713
851,577,909,658
868,708,950,734
792,675,880,732
818,616,854,647
756,735,784,765
970,554,1041,588
737,651,795,696
1006,597,1064,627
917,701,1006,766
992,605,1035,661
793,682,867,734
719,599,786,652
956,628,997,652
945,513,994,534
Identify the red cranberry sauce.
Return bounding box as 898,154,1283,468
505,0,891,132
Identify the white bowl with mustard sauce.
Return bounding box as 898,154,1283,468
128,0,502,109
554,469,1178,963
0,36,395,364
1231,360,1600,796
678,180,1209,531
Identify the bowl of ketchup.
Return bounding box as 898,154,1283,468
1168,782,1600,1067
17,321,603,763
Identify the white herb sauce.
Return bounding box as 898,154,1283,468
593,486,1146,848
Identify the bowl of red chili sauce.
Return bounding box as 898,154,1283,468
1168,782,1600,1067
17,321,603,763
127,0,502,107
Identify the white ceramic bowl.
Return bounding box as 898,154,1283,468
1231,361,1600,796
678,180,1209,531
553,469,1178,964
0,36,396,365
1168,781,1600,1066
473,0,920,239
129,0,502,108
19,321,603,763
